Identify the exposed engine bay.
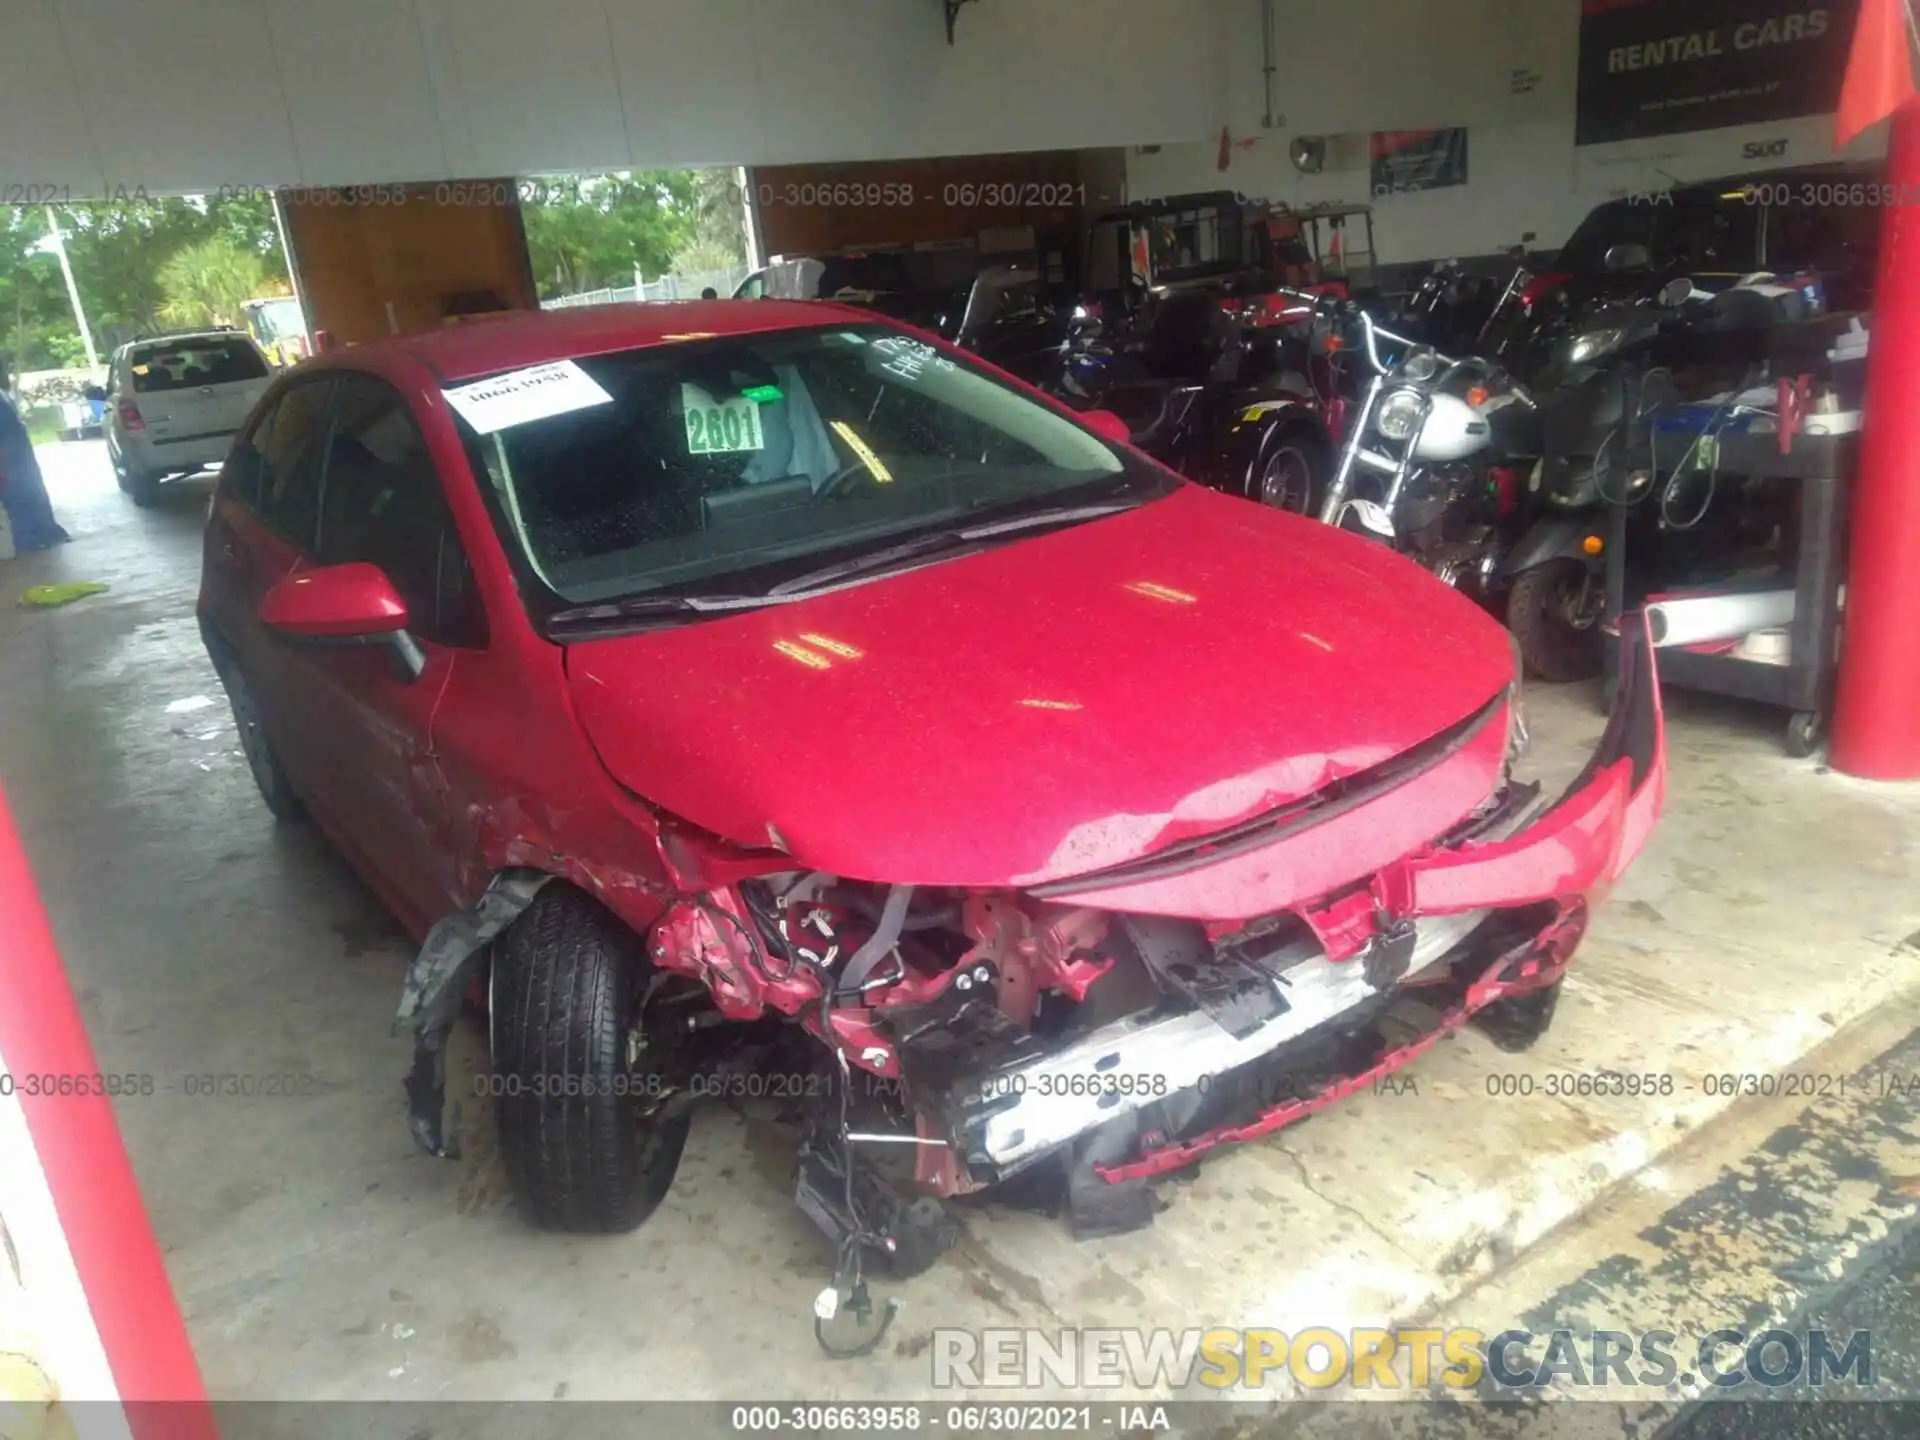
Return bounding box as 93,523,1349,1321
634,854,1583,1354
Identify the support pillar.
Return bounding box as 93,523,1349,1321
1831,100,1920,777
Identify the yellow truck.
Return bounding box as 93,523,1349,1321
241,295,311,368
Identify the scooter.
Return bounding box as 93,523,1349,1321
1315,307,1539,599
1499,272,1821,679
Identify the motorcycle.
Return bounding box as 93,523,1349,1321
1314,307,1539,600
1401,235,1536,357
1053,286,1341,515
1500,272,1822,680
949,264,1077,388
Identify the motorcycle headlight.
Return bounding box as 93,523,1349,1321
1564,325,1627,366
1376,388,1428,443
1397,350,1441,384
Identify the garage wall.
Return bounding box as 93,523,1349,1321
750,151,1123,256
1126,0,1887,267
2,0,1222,196
280,185,539,346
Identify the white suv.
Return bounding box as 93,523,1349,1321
104,331,275,505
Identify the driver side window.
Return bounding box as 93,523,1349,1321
219,397,276,508
256,377,336,549
315,375,486,648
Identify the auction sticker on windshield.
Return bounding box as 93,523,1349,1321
442,360,614,435
682,384,765,454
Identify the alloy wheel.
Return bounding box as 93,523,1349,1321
1256,444,1314,514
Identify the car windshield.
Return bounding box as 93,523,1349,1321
1554,190,1760,277
455,322,1170,610
1553,201,1656,276
817,255,913,295
130,338,268,392
1142,204,1241,284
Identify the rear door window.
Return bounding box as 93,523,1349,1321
256,378,336,549
130,338,270,393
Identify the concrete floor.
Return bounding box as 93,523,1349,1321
4,441,1920,1407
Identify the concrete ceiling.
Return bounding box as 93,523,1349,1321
2,0,1226,196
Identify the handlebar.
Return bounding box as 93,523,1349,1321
1354,309,1431,374
1351,309,1537,408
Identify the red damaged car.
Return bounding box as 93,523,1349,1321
197,300,1662,1338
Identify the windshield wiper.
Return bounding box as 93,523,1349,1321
767,501,1140,598
549,500,1145,635
546,591,780,636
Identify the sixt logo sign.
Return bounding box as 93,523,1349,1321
930,1326,1874,1392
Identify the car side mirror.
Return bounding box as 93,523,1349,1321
1080,408,1133,445
258,563,425,681
1603,242,1652,273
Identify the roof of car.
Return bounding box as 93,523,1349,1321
384,299,875,383
121,329,249,351
1580,160,1881,216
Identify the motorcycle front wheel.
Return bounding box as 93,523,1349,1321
1508,558,1605,683
1251,434,1326,516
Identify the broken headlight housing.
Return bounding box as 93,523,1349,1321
1504,632,1531,764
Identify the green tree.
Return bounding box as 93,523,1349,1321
1,208,74,372
157,234,275,328
685,167,747,266
672,237,744,275
2,194,287,365
520,170,703,298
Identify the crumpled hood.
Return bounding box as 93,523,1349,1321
566,485,1513,887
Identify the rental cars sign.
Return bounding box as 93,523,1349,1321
1576,0,1858,144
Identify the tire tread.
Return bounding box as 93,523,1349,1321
492,886,686,1233
1508,561,1603,683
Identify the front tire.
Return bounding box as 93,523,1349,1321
1508,559,1603,682
491,886,690,1233
1474,981,1562,1052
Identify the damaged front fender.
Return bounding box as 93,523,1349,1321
394,869,554,1158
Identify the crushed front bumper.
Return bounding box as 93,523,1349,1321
935,618,1664,1190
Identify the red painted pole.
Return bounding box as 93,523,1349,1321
1831,101,1920,778
0,785,218,1438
